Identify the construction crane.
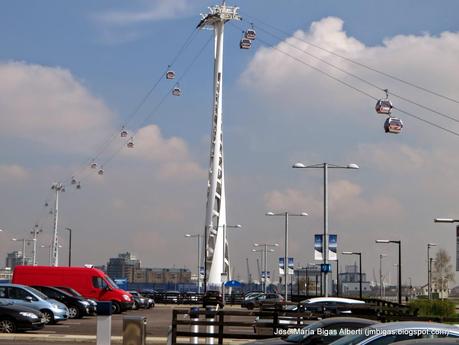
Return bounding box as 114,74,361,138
246,258,252,284
256,258,261,282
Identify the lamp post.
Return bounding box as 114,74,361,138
253,243,278,293
376,240,402,304
427,243,437,300
293,162,359,297
65,228,72,267
266,211,307,301
379,254,387,299
342,251,363,299
430,258,436,298
185,234,202,293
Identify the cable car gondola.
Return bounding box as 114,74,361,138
240,38,252,50
172,84,182,96
90,161,97,169
76,182,81,190
166,70,176,80
384,117,403,134
98,167,104,176
120,126,128,138
127,137,134,148
244,28,256,40
375,89,393,115
71,177,77,185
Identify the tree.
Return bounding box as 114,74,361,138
432,249,455,299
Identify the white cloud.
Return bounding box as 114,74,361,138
0,61,114,153
0,164,29,183
97,0,192,25
122,124,206,180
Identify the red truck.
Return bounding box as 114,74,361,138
12,266,133,313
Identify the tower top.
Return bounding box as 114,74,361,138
197,3,241,29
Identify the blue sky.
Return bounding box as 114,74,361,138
1,1,459,286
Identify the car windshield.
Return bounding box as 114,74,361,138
26,287,49,300
286,321,323,343
104,276,118,289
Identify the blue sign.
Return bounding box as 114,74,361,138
320,264,332,273
224,280,241,287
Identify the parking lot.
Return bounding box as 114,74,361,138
0,304,252,344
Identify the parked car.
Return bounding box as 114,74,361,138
55,286,97,315
164,291,181,304
0,284,68,324
0,300,45,333
244,292,263,300
299,297,365,315
32,286,91,319
12,266,133,313
329,322,459,345
128,291,150,309
182,291,200,304
241,293,284,310
203,291,224,308
251,317,378,343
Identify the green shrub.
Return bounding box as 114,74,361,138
409,299,456,318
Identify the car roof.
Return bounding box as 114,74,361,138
0,283,30,288
302,297,365,304
319,317,378,326
367,321,459,332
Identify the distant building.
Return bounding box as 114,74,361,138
339,264,371,296
106,252,141,281
106,252,191,284
0,268,12,281
5,251,32,270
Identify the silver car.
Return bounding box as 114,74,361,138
329,321,459,345
0,284,68,324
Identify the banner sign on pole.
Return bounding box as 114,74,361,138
261,271,271,280
329,234,338,261
288,257,294,274
314,234,338,261
278,258,285,275
314,234,323,260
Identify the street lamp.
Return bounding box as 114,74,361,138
293,162,359,297
65,228,72,267
427,243,437,300
185,234,202,293
266,211,307,301
379,254,387,299
376,239,402,304
253,243,278,293
434,218,459,223
342,251,363,299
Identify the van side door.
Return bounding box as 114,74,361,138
91,276,108,300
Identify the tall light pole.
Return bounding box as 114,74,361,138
30,225,43,266
51,183,65,267
65,228,72,267
185,234,202,293
430,258,436,298
376,240,402,304
342,251,362,299
379,254,387,299
293,162,359,297
266,211,307,301
427,243,437,300
253,243,278,293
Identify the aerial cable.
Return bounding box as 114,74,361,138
232,23,459,138
77,35,213,184
60,27,200,187
241,12,459,105
252,24,459,124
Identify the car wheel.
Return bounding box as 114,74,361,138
41,310,55,325
68,305,81,319
0,318,16,333
111,301,121,314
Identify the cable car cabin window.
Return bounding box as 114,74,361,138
92,277,108,289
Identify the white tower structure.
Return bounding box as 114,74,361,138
197,3,240,290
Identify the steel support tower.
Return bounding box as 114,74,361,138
197,3,240,290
